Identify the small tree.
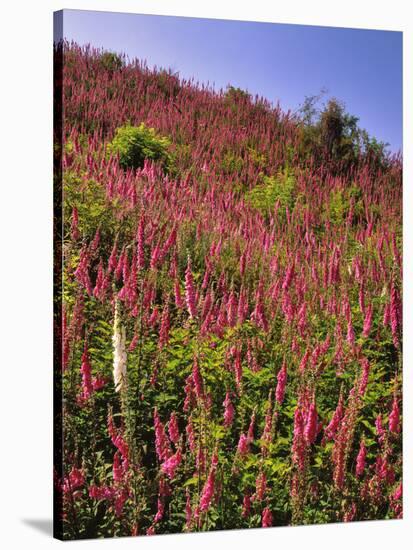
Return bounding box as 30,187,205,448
297,93,389,172
297,88,328,126
319,99,346,157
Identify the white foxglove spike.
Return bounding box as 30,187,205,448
112,300,127,392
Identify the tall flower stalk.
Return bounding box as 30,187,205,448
113,299,127,392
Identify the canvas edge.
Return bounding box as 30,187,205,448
53,8,64,542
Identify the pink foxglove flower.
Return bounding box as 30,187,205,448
159,305,170,348
185,489,192,527
282,261,295,291
343,503,357,522
227,291,238,328
93,260,107,301
275,363,287,404
161,449,182,479
247,411,256,441
89,484,115,500
362,304,373,337
237,433,250,457
346,317,355,346
154,409,172,462
304,402,318,444
199,466,216,512
63,467,85,494
375,414,386,445
223,391,235,427
292,407,305,471
389,397,401,434
356,440,367,477
262,506,273,528
136,215,145,270
299,348,310,373
392,482,402,501
168,412,180,444
242,493,251,518
234,352,243,393
89,228,100,254
91,374,107,391
153,498,164,523
108,240,118,273
129,333,139,352
325,394,344,440
74,246,93,295
112,451,123,483
185,257,197,318
80,342,93,401
255,471,267,501
186,420,196,453
70,206,80,240
174,278,184,309
192,357,204,399
183,374,196,412
359,358,370,396
390,281,400,347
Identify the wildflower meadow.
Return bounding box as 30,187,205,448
54,42,402,540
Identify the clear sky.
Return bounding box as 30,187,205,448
59,9,403,153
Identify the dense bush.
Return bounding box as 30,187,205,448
108,123,172,171
245,169,296,217
100,51,124,72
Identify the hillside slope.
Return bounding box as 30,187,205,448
55,43,402,539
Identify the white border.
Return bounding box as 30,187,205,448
0,1,410,549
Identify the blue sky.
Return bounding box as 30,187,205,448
59,9,403,152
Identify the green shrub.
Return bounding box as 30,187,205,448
248,147,267,169
100,51,123,72
155,69,181,99
221,150,245,176
245,168,296,217
224,86,252,115
327,184,365,226
225,86,251,105
108,123,172,171
328,189,348,225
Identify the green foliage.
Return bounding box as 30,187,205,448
319,99,350,156
297,94,389,172
297,89,328,126
99,51,123,72
245,168,296,217
155,69,181,99
108,123,173,172
221,150,245,176
326,183,364,226
359,131,391,172
225,86,252,105
173,143,193,167
248,147,267,169
328,189,349,225
63,172,107,235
